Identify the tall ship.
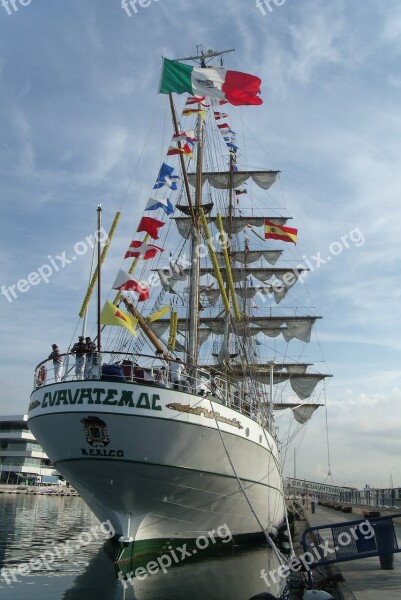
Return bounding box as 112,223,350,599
27,49,330,559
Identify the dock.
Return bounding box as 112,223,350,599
304,503,401,599
0,484,79,496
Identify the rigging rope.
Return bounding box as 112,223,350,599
323,382,333,482
207,396,288,567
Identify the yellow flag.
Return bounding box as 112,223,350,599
100,301,137,336
182,108,205,119
147,306,170,322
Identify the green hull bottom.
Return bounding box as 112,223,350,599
115,532,266,574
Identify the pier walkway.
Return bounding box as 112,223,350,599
304,504,401,600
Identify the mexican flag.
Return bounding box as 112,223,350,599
159,58,263,106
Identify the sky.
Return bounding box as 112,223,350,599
1,0,401,489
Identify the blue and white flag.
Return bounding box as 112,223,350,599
145,197,174,215
154,162,180,190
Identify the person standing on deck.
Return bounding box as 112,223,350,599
72,336,87,380
84,336,97,379
170,357,184,390
49,344,63,382
154,368,167,387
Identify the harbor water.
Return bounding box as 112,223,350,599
0,493,283,600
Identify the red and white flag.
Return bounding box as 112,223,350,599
185,95,210,107
167,142,194,158
124,241,164,260
112,269,150,302
172,129,198,143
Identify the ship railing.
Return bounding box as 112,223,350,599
32,352,268,423
33,352,211,390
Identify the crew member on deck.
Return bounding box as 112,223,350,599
84,336,97,379
72,336,87,380
154,367,168,387
170,357,184,390
49,344,63,382
133,363,145,383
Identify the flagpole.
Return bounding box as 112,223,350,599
97,204,102,354
79,211,121,318
168,93,196,227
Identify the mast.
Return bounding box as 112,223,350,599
167,90,199,366
225,148,236,361
168,94,196,228
268,360,275,420
187,114,203,367
174,47,235,66
97,204,102,353
294,448,296,479
173,47,235,370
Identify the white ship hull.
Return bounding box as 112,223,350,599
28,381,285,544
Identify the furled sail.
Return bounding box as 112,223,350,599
156,266,304,299
235,285,288,304
217,250,282,266
273,403,321,423
292,405,320,423
153,316,320,343
199,287,221,306
289,375,327,400
157,262,187,293
187,170,279,190
197,267,306,285
200,362,330,400
174,216,289,238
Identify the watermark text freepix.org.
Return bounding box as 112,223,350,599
250,226,365,302
149,225,365,297
118,523,232,587
1,0,32,15
1,228,109,304
256,0,286,17
260,519,374,588
299,226,365,274
121,0,159,17
0,520,115,585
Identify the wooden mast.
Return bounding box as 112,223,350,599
168,94,196,228
121,296,166,355
187,114,203,368
97,204,102,354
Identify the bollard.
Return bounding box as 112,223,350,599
311,500,316,514
373,521,394,570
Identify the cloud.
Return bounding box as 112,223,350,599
1,0,401,491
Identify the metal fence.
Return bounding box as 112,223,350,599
339,488,401,509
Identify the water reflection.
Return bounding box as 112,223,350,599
1,495,282,600
63,544,282,600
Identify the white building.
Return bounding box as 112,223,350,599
0,414,55,485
